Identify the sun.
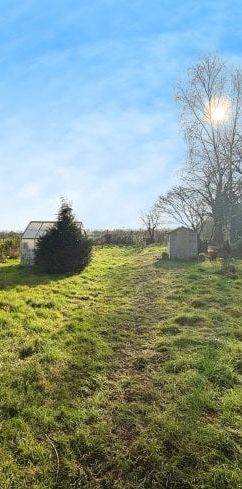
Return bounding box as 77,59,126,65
204,96,231,124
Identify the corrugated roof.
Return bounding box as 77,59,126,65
22,221,82,239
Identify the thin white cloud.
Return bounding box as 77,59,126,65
0,0,240,230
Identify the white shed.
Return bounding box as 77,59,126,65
168,227,198,260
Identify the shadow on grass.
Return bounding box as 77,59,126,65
0,261,63,289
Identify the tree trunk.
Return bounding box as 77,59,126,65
148,228,155,243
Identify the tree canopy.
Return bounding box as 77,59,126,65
158,55,242,247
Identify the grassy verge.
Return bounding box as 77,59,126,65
0,246,242,488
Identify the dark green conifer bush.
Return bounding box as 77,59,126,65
35,201,92,274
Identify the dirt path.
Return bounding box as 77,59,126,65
102,250,168,426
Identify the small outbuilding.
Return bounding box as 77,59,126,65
21,220,82,266
21,221,56,266
168,227,198,260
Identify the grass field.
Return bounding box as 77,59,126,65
1,246,242,488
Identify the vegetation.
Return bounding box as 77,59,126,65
140,206,161,243
0,232,21,239
35,201,92,274
157,55,242,249
90,228,167,246
0,246,242,487
231,238,242,258
0,237,20,262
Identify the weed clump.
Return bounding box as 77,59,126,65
161,325,181,335
198,252,207,262
219,259,238,279
175,314,203,326
191,299,207,309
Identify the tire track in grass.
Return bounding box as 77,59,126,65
62,249,242,489
74,249,175,489
102,250,169,426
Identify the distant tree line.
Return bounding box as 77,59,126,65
0,231,21,239
89,228,168,246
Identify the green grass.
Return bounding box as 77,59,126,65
1,246,242,488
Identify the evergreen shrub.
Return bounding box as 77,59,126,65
35,201,92,274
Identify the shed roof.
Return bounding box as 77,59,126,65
168,226,196,235
22,221,82,239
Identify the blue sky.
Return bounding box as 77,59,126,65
0,0,241,230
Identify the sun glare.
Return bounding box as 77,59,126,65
204,96,231,124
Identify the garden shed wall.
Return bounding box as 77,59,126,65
168,227,198,260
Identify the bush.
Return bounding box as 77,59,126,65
217,242,231,259
219,259,238,279
99,230,145,246
161,251,169,260
231,238,242,258
35,201,92,274
91,229,168,246
0,238,20,262
198,252,207,262
0,242,7,262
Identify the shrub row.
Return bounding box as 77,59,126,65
91,229,168,246
0,238,20,262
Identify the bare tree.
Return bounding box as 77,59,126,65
140,206,161,243
176,55,242,246
157,185,208,237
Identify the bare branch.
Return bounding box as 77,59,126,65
176,55,242,246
